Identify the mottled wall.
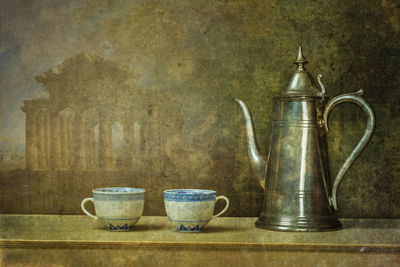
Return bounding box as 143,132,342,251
1,0,399,218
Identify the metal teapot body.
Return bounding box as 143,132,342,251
235,47,375,231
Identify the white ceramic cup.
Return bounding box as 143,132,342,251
81,187,145,231
164,189,229,232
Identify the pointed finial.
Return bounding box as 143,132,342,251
284,46,320,96
293,46,308,71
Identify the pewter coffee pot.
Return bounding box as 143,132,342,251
235,47,375,231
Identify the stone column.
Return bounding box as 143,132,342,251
22,104,38,170
122,120,133,168
86,125,95,170
133,121,144,172
60,113,68,170
99,119,113,170
151,105,162,173
144,104,162,175
94,123,99,169
51,113,62,170
36,112,46,169
137,120,144,154
67,116,74,168
74,114,87,170
44,113,51,169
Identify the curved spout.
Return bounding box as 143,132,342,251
234,98,267,189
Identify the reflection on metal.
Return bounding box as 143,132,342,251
235,47,375,231
233,99,267,188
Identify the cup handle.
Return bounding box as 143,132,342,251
81,198,98,220
212,196,229,218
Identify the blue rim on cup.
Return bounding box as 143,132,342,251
164,189,217,202
164,189,229,232
81,187,145,231
92,187,145,201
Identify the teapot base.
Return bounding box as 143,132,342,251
255,215,342,232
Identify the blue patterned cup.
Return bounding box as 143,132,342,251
81,187,145,231
164,189,229,232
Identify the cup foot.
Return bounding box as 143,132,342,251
176,224,203,232
100,218,140,231
107,223,132,231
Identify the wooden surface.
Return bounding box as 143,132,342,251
1,215,399,251
1,215,400,266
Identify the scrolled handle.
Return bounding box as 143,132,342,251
81,198,98,220
212,196,229,218
323,89,375,210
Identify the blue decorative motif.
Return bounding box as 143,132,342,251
177,224,202,232
108,223,130,230
93,187,145,201
164,189,216,202
94,187,145,193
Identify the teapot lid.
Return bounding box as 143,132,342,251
282,46,322,97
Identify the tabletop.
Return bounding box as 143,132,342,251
1,215,399,252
